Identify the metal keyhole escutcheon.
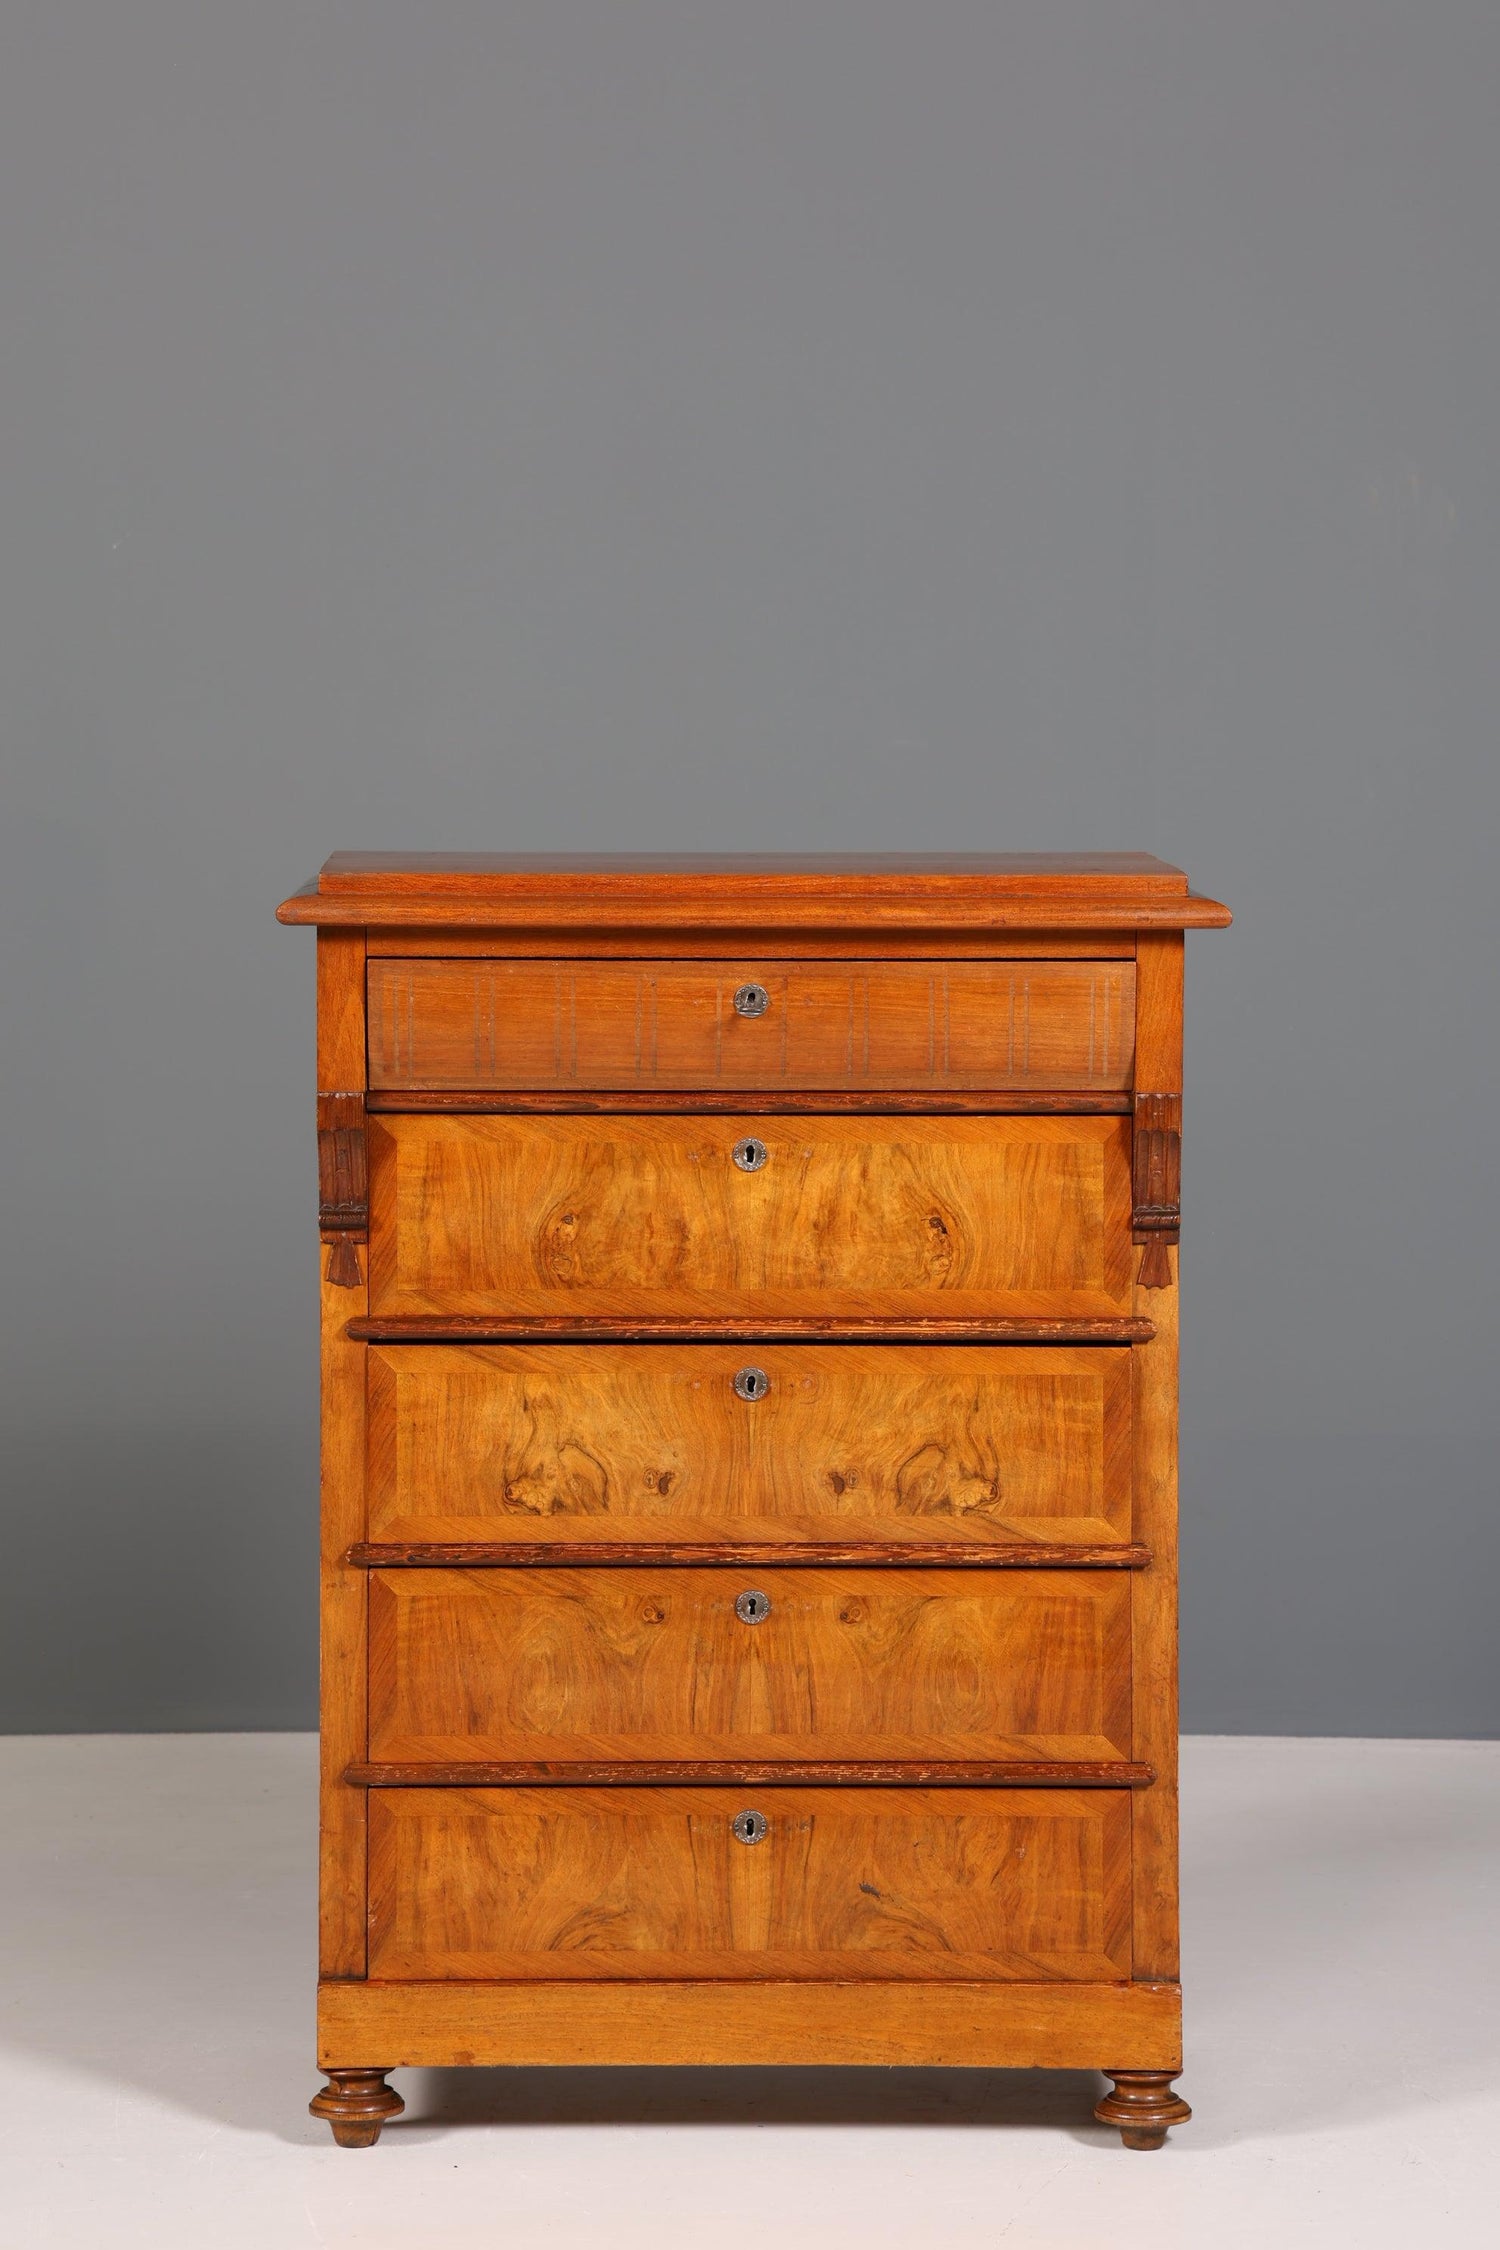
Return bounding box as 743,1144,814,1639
734,1366,770,1402
733,982,770,1018
735,1589,771,1625
732,1136,769,1172
732,1809,769,1846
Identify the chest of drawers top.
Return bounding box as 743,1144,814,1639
279,850,1231,936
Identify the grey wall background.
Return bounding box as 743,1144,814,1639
3,3,1497,1737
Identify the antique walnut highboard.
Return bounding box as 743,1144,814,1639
278,852,1229,2150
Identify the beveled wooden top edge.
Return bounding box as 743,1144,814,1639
279,892,1231,930
277,854,1230,929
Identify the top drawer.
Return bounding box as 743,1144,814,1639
367,959,1135,1094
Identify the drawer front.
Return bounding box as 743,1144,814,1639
367,1343,1133,1548
366,1114,1133,1320
367,1786,1132,1981
368,958,1135,1092
367,1568,1132,1763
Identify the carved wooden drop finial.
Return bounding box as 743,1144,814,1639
1132,1092,1182,1290
310,2067,404,2148
317,1092,368,1288
1095,2070,1192,2150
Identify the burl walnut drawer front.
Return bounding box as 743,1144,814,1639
365,1114,1134,1321
365,1342,1134,1549
367,958,1136,1093
367,1567,1132,1764
366,1785,1133,1983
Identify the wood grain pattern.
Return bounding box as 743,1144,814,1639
349,1760,1155,1787
367,959,1136,1093
365,1114,1136,1321
319,1975,1184,2071
1130,932,1184,1983
366,1567,1133,1764
315,929,369,1978
365,1786,1134,1982
363,1342,1136,1549
278,851,1233,931
351,1543,1151,1569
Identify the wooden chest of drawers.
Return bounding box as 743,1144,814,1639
279,852,1229,2151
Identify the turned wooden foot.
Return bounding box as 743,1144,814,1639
310,2068,405,2147
1094,2070,1192,2150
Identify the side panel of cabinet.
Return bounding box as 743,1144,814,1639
317,928,369,1978
1131,931,1184,1983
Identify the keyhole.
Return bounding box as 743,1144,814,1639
732,1136,769,1172
735,1589,771,1625
734,1366,770,1402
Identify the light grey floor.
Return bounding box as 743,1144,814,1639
0,1735,1495,2247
